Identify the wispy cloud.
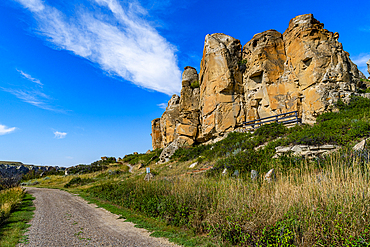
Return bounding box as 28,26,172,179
1,87,65,112
17,69,43,86
2,68,66,112
13,0,182,95
0,124,17,135
359,27,370,33
352,53,370,76
157,103,167,109
54,131,67,139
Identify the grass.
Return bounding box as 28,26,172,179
0,192,35,246
24,95,370,246
0,187,25,225
122,149,162,166
77,191,221,246
30,147,370,246
85,150,370,246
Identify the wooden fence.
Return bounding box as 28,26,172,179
243,111,301,130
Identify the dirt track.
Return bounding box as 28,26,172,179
18,187,178,247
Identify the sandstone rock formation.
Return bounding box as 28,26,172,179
159,95,180,148
367,59,370,76
282,14,364,124
151,118,162,150
243,30,290,121
177,66,200,145
198,34,245,141
151,14,366,153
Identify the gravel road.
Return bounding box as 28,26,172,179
18,187,179,247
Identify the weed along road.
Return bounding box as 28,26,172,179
19,187,178,247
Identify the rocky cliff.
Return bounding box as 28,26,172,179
152,14,367,152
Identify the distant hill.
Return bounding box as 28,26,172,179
0,161,23,166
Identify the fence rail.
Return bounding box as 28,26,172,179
243,111,301,130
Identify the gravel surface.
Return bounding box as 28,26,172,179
18,187,179,247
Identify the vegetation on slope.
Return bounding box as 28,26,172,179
26,95,370,246
87,152,370,246
0,192,35,246
0,187,24,226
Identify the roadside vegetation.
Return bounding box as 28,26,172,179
0,187,35,246
24,95,370,246
0,187,24,226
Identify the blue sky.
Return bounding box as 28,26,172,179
1,0,369,167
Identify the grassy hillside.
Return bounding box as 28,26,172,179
25,95,370,246
0,162,23,166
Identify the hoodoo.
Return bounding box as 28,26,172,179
152,14,366,154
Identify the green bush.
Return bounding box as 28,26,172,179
122,149,161,166
190,80,200,89
67,158,115,175
238,59,248,65
64,177,93,188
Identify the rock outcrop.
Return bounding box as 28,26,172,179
282,14,364,124
151,118,162,150
367,59,370,76
159,95,180,148
198,34,245,142
151,14,366,153
177,67,200,145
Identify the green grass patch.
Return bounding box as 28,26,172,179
64,177,94,188
0,187,24,225
0,192,35,246
122,149,162,166
77,190,221,247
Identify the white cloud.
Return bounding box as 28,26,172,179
157,103,167,109
14,0,182,95
352,53,370,67
352,53,370,76
0,124,17,135
17,69,43,86
1,87,65,112
16,0,44,12
54,131,67,139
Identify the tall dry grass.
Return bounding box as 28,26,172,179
87,150,370,246
0,187,24,225
204,152,370,246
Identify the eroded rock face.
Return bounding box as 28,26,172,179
160,95,180,148
283,14,365,124
158,138,187,164
243,30,291,120
177,67,200,145
199,33,245,142
367,59,370,76
151,14,366,150
151,118,162,150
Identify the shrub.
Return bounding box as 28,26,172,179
64,177,93,188
67,158,114,175
254,122,288,140
238,59,248,65
122,149,162,166
190,80,200,89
